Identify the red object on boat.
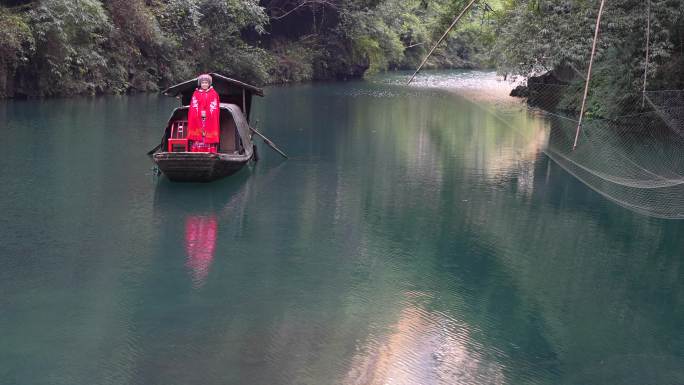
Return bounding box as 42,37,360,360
187,87,220,144
168,121,189,151
190,141,218,153
168,138,188,152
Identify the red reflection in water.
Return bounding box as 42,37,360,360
184,215,218,287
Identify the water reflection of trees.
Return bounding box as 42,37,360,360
311,85,684,383
110,86,683,385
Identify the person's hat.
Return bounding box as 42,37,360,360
197,74,213,86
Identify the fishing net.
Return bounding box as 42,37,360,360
645,90,684,137
502,0,684,219
523,83,684,219
400,69,684,218
402,0,684,219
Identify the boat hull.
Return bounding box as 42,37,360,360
153,152,251,182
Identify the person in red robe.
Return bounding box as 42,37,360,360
187,74,220,152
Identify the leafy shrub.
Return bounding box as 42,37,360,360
28,0,112,96
0,7,34,97
269,38,319,82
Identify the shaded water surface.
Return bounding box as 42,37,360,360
1,74,683,385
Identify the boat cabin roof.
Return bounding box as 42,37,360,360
162,73,264,119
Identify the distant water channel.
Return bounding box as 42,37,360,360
1,71,683,385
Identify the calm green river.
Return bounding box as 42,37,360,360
1,72,683,385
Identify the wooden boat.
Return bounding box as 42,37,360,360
150,73,264,182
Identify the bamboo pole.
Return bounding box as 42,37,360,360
573,0,607,150
641,0,651,108
407,0,479,85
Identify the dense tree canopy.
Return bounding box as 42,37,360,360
495,0,683,115
0,0,681,101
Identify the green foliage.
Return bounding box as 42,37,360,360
492,0,671,78
28,0,112,95
2,0,680,100
155,0,203,46
269,38,319,82
494,0,596,75
337,0,450,74
0,7,34,97
495,0,684,116
0,0,505,95
262,0,492,78
191,0,272,83
423,0,499,69
0,0,276,96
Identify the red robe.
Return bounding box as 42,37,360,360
188,87,220,144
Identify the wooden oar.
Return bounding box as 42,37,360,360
147,143,161,157
249,125,288,159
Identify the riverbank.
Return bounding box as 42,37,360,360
0,0,498,100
